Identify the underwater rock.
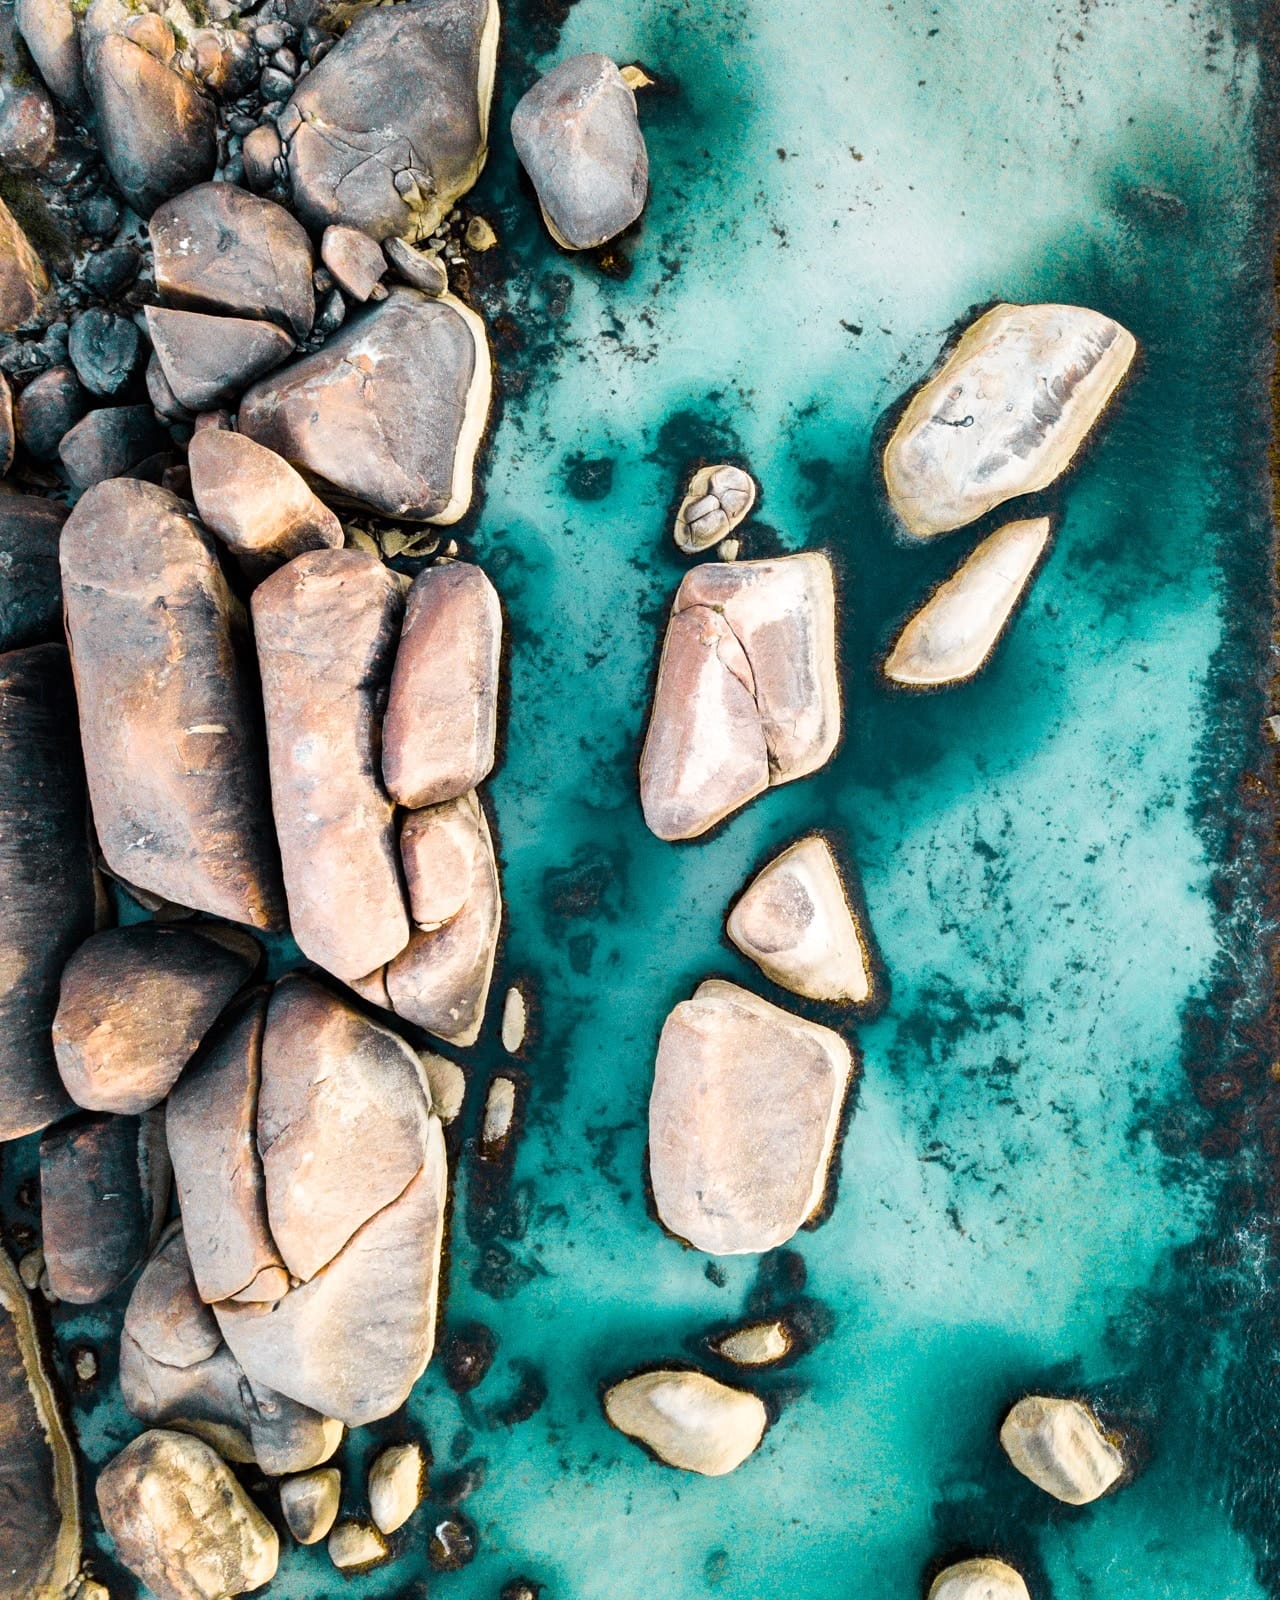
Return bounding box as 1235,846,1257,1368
726,835,876,1006
511,54,649,250
0,644,97,1141
0,493,66,651
150,184,315,338
428,1512,477,1570
0,194,49,330
58,405,167,489
15,364,87,461
883,303,1136,539
321,225,386,302
710,1320,792,1367
60,478,283,928
400,793,483,930
16,0,86,112
928,1558,1030,1600
999,1394,1124,1505
239,288,491,524
0,1246,80,1600
674,463,756,554
145,307,295,412
369,1441,426,1534
281,0,499,242
603,1369,766,1475
383,561,502,807
187,427,343,572
53,924,255,1114
327,1519,388,1573
649,979,855,1254
97,1429,279,1600
883,516,1051,687
252,549,408,981
280,1468,341,1546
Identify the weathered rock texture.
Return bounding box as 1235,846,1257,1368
145,307,295,412
883,303,1136,539
649,980,855,1254
0,494,66,654
511,54,648,250
928,1558,1031,1600
603,1369,766,1475
15,364,87,461
999,1394,1125,1505
188,429,343,572
674,463,756,554
239,288,491,524
281,0,499,241
60,478,283,928
0,644,97,1140
640,554,840,840
711,1320,792,1367
0,195,49,330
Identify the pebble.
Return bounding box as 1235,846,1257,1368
261,66,294,100
280,1468,341,1545
81,244,139,298
368,1441,426,1534
67,308,141,396
328,1519,388,1573
464,214,497,250
242,123,282,190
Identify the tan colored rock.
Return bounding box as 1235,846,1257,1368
727,835,876,1006
883,303,1136,539
280,1468,340,1545
674,464,756,554
649,980,854,1254
999,1395,1124,1505
188,429,343,572
60,479,284,928
603,1369,766,1476
321,225,386,302
928,1558,1031,1600
96,1429,279,1600
884,516,1051,688
16,0,87,113
501,985,527,1054
327,1519,387,1573
384,236,448,296
383,561,501,807
368,1441,425,1534
481,1074,517,1154
711,1320,792,1368
0,194,48,330
419,1053,465,1123
145,307,294,412
252,549,408,981
400,793,482,930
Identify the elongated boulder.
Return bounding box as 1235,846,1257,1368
0,644,97,1141
145,307,295,412
281,0,499,241
383,561,501,807
53,924,255,1114
0,194,48,330
60,478,284,928
727,835,876,1006
16,0,86,112
999,1394,1125,1504
188,429,343,571
884,516,1051,688
239,288,491,525
511,54,648,250
253,549,408,981
710,1320,792,1368
0,493,66,653
883,303,1136,539
640,554,839,840
97,1429,279,1600
928,1559,1030,1600
150,184,315,337
649,980,855,1254
603,1369,766,1476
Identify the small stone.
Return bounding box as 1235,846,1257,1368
511,54,648,250
999,1394,1125,1504
321,225,386,301
0,492,67,651
0,195,48,330
501,1581,543,1600
145,307,295,412
928,1558,1031,1600
16,0,87,113
68,308,140,396
501,986,527,1054
369,1441,425,1534
260,66,293,100
82,243,140,297
883,303,1136,539
77,191,120,238
420,1052,465,1123
17,1248,44,1291
442,1321,496,1392
464,214,496,251
711,1320,792,1368
188,428,343,571
0,79,57,171
384,236,449,295
280,1468,340,1545
242,123,281,192
428,1512,477,1570
58,405,167,489
146,354,189,423
481,1075,517,1154
72,1344,98,1383
883,516,1052,688
603,1370,766,1475
328,1519,388,1573
97,1429,279,1600
15,364,86,460
674,463,756,554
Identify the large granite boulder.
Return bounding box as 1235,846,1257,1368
238,288,491,525
603,1369,766,1476
511,54,649,250
928,1559,1030,1600
883,303,1136,539
187,429,343,572
280,0,499,242
649,980,855,1254
60,478,284,928
640,554,840,840
999,1394,1125,1504
0,194,48,330
0,644,97,1141
145,307,295,411
0,492,66,651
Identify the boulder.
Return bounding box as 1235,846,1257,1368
400,794,483,929
15,0,87,112
0,645,97,1141
603,1369,766,1475
726,835,876,1006
68,308,142,397
0,77,56,171
188,428,343,572
0,193,48,330
501,985,527,1053
60,478,284,927
383,237,448,296
252,549,408,981
383,561,501,807
238,287,491,525
999,1394,1124,1504
710,1320,792,1367
15,364,87,461
0,1246,80,1600
649,979,854,1254
368,1441,425,1534
58,405,167,490
145,307,295,411
327,1520,388,1572
53,924,255,1113
96,1429,279,1600
883,303,1136,539
928,1559,1031,1600
511,54,648,250
0,493,67,651
280,1468,340,1545
480,1073,516,1153
321,225,386,302
674,463,756,554
281,0,498,241
883,516,1051,687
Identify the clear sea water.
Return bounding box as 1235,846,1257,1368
10,0,1280,1596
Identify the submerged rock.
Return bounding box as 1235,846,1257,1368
0,194,49,330
883,516,1051,688
999,1394,1124,1504
369,1441,425,1534
603,1369,766,1475
280,1468,341,1546
188,429,343,572
511,54,648,250
928,1558,1031,1600
710,1320,792,1368
282,0,499,241
883,303,1136,539
0,493,67,651
726,835,876,1006
649,979,855,1254
640,554,840,840
239,288,491,524
674,463,756,554
145,307,295,412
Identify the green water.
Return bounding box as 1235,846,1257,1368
13,0,1280,1596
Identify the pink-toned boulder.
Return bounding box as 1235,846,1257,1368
400,793,482,929
145,307,294,411
188,428,343,572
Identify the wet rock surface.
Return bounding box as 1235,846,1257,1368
999,1393,1125,1504
603,1369,767,1475
0,493,67,651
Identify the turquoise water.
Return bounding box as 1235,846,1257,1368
9,0,1280,1595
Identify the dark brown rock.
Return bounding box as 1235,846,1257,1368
57,405,167,490
0,492,67,651
321,224,386,302
60,478,284,927
145,307,295,412
0,78,56,171
0,194,48,331
241,123,280,192
14,364,87,462
187,428,343,571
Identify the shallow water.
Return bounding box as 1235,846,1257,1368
11,0,1280,1595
